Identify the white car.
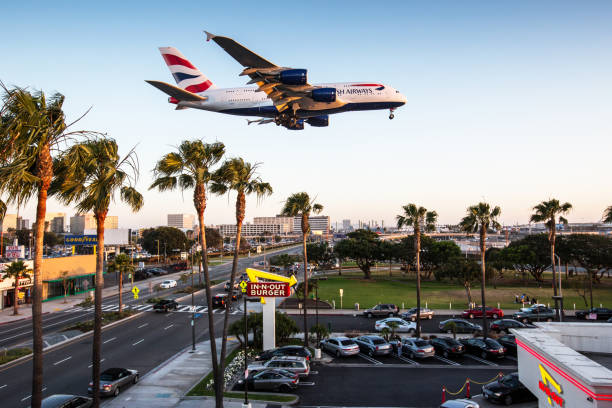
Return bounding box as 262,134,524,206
160,279,177,289
374,317,416,333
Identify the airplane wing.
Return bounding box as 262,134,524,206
205,31,340,113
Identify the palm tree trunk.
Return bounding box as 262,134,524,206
415,228,421,338
118,270,123,313
302,220,309,348
13,281,19,315
92,212,106,408
480,227,487,338
219,191,245,385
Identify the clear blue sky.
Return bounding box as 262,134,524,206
2,1,611,228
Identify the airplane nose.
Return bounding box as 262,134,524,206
399,93,407,105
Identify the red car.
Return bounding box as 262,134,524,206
462,306,504,319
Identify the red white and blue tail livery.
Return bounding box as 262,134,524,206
146,32,406,130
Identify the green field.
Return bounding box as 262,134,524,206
313,273,612,310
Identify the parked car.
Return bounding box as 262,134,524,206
401,338,435,359
482,372,536,405
490,319,535,333
459,337,506,360
401,307,434,321
429,337,465,358
512,306,555,323
134,269,152,281
461,306,504,319
153,299,178,312
519,303,546,312
254,345,312,362
41,394,93,408
608,317,612,323
236,368,298,392
374,317,416,333
575,307,612,320
363,303,399,318
159,279,177,289
247,356,310,377
319,336,360,357
439,399,480,408
439,319,482,334
88,367,139,397
146,267,166,276
354,335,392,356
497,334,517,356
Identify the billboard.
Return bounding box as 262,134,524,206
5,245,25,259
64,235,98,245
84,229,129,245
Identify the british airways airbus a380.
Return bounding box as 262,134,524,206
146,32,407,130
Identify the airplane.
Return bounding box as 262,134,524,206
146,32,407,130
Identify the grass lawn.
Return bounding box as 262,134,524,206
0,347,31,365
314,274,612,310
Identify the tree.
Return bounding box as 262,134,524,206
396,204,437,338
141,227,188,257
43,231,62,247
150,139,224,406
459,202,501,338
280,192,323,348
334,230,382,279
270,253,300,273
106,254,134,312
422,240,461,278
4,260,30,315
504,234,550,283
378,240,400,277
205,227,223,250
60,271,70,303
0,199,5,258
210,157,272,388
51,137,143,408
435,257,480,305
306,241,334,267
603,206,612,224
274,235,282,243
530,199,572,320
0,84,89,407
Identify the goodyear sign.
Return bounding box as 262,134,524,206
64,235,98,245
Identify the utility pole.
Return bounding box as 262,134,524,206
190,244,196,351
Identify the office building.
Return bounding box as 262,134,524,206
293,215,330,234
50,216,65,233
217,223,281,237
253,216,294,234
70,214,118,235
16,217,29,230
167,214,195,229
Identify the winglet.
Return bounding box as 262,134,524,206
204,31,216,42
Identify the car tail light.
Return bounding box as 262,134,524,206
89,382,93,386
417,349,425,353
103,384,111,389
292,379,297,383
376,346,379,351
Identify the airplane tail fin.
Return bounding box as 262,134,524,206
158,47,216,93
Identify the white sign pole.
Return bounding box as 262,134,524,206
262,297,276,350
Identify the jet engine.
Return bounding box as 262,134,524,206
306,115,329,127
279,69,307,85
311,88,336,103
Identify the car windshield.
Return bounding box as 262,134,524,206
485,339,502,348
501,375,518,386
340,340,356,346
414,340,428,347
372,339,386,345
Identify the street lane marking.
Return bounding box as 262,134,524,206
132,339,144,346
178,305,191,312
53,356,72,366
434,356,461,366
137,323,149,328
88,358,105,368
164,324,174,330
464,353,498,366
0,384,6,389
103,337,117,344
358,353,382,365
21,395,31,401
300,381,315,386
195,306,206,312
310,371,318,375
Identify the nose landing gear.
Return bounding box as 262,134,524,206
389,108,396,120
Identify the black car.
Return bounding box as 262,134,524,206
512,306,555,323
575,307,612,320
146,267,167,276
41,394,92,408
490,319,534,333
254,345,312,362
482,372,536,405
439,319,482,334
459,337,506,359
153,299,178,312
134,269,152,281
429,337,465,358
497,334,517,356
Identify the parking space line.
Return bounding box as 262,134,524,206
358,353,382,365
300,381,316,386
395,355,418,365
164,324,174,330
0,384,6,389
103,337,117,344
434,356,461,366
464,354,498,366
132,339,144,346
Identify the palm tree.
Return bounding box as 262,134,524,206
150,139,224,406
459,202,501,338
4,260,31,315
280,192,323,347
0,199,5,257
51,137,143,408
0,84,84,407
603,206,612,224
211,158,272,376
396,204,437,338
107,253,135,312
530,199,572,320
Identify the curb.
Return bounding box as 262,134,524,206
183,392,300,406
0,311,50,327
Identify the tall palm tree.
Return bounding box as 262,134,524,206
396,204,437,338
0,199,5,257
150,139,224,406
107,253,135,312
0,84,81,407
280,192,323,347
211,158,272,380
4,260,31,315
530,199,572,320
603,206,612,224
51,137,143,408
459,202,501,338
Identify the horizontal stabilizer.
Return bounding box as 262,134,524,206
145,80,208,102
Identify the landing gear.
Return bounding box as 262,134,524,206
274,112,302,129
389,108,396,120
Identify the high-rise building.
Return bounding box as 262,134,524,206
167,214,195,229
16,217,29,230
70,214,118,235
50,216,65,233
342,219,352,232
293,215,330,234
253,216,294,234
1,214,17,232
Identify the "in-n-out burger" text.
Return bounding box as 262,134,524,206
247,282,290,298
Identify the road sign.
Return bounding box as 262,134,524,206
247,282,290,297
132,286,140,299
239,280,248,293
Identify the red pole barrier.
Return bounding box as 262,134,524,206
442,386,446,403
466,379,471,399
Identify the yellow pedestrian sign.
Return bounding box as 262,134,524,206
245,268,298,303
132,286,140,299
239,280,248,293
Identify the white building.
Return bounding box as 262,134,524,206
217,223,281,237
293,215,330,234
253,216,294,234
167,214,195,229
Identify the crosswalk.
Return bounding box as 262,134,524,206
66,303,242,315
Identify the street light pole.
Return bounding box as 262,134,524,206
554,254,563,322
156,240,160,264
243,293,249,407
190,245,196,351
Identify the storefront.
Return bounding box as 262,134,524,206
0,261,34,311
43,273,95,301
514,322,612,408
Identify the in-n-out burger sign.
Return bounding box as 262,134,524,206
247,282,290,298
538,364,564,407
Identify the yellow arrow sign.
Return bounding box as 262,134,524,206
245,268,298,303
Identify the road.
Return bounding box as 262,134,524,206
0,246,300,407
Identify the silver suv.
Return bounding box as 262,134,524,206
247,356,310,377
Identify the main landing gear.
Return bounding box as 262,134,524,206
275,112,298,127
389,108,396,120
